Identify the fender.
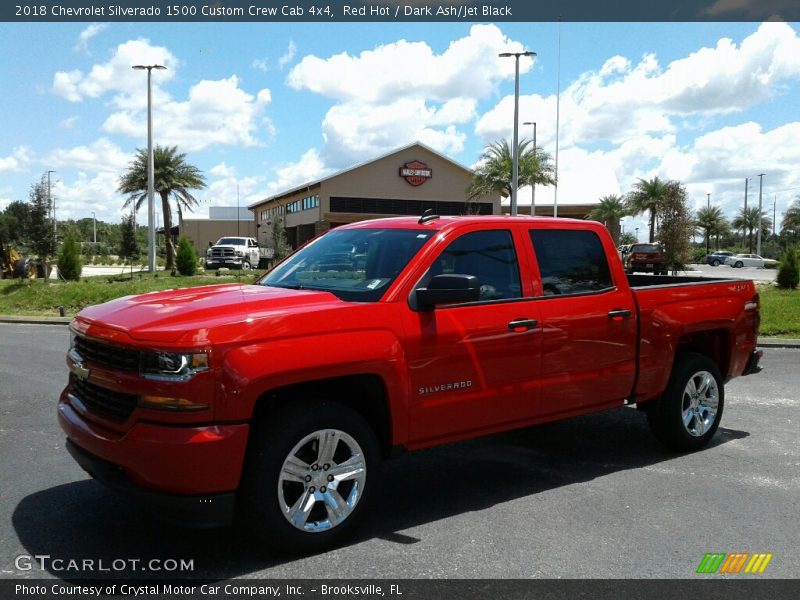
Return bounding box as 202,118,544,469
218,329,410,443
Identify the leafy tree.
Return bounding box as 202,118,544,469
587,195,629,244
626,176,669,243
776,247,799,290
1,201,30,246
119,213,140,274
781,197,800,246
618,231,638,246
57,231,82,281
118,145,206,270
657,181,692,274
175,236,197,276
695,206,728,254
270,216,292,262
732,206,772,253
28,175,57,281
467,139,556,210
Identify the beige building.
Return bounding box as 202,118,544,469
249,142,501,249
180,207,256,255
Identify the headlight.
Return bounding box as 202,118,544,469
235,250,244,257
140,351,209,381
206,248,212,255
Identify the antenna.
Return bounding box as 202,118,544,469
418,208,439,225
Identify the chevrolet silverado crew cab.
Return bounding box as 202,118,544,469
59,215,762,552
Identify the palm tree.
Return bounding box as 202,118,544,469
732,206,772,253
781,197,800,245
467,139,556,213
587,195,628,244
626,177,669,243
118,145,206,270
695,206,727,255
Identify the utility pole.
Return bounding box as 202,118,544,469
707,193,710,209
743,178,749,248
756,173,765,256
772,195,777,236
554,19,561,218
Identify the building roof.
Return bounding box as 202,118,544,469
248,141,475,209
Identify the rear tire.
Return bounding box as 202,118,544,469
646,352,724,451
735,261,743,268
239,401,381,554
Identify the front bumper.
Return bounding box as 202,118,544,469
205,258,244,268
58,391,249,527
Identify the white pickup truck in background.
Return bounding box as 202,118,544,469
205,237,271,270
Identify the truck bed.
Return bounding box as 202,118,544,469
627,274,734,288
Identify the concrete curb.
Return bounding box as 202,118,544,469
1,315,799,348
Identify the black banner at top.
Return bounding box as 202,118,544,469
3,0,800,22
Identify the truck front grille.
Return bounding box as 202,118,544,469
211,248,235,258
71,377,139,422
74,336,140,372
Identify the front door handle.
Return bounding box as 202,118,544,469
608,309,632,320
508,318,538,332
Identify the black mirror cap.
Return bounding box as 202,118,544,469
415,274,480,309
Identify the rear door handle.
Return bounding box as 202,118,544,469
508,318,538,332
608,309,632,320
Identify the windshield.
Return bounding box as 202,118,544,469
260,228,433,302
217,238,247,246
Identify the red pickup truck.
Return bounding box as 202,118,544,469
59,215,762,552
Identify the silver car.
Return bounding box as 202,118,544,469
724,253,765,268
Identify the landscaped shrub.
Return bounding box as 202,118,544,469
57,233,82,281
776,247,799,290
175,236,197,276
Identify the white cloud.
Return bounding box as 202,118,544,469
53,39,176,103
74,23,108,53
288,24,530,104
265,148,331,194
45,138,130,174
285,24,528,169
476,22,800,149
252,57,269,72
102,76,273,152
278,40,297,69
58,116,80,130
0,147,33,174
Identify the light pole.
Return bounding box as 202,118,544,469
743,177,749,247
91,211,96,244
635,227,639,242
707,193,710,209
523,121,537,216
499,50,536,216
756,173,765,256
132,63,166,272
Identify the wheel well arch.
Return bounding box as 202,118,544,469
251,374,394,458
675,329,731,378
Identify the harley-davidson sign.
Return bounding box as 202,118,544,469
399,161,432,186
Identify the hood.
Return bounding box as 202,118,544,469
75,283,337,345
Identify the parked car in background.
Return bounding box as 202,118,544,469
624,243,667,274
205,237,267,270
724,253,765,268
705,250,735,267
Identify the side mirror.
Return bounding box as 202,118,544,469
415,274,480,310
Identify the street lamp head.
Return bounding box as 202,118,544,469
132,64,167,70
523,121,536,126
498,52,513,57
499,51,537,58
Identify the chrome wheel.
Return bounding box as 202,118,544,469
277,429,367,533
681,370,719,437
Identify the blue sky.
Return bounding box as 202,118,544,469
1,20,799,234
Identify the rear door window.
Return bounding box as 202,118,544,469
529,229,613,296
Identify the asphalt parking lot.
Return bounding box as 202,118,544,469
1,323,797,580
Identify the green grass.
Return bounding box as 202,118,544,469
0,271,261,317
757,284,800,339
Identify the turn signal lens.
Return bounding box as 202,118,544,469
139,395,209,412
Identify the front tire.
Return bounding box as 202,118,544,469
242,260,252,271
240,401,380,553
734,261,743,268
646,352,724,451
712,259,720,267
